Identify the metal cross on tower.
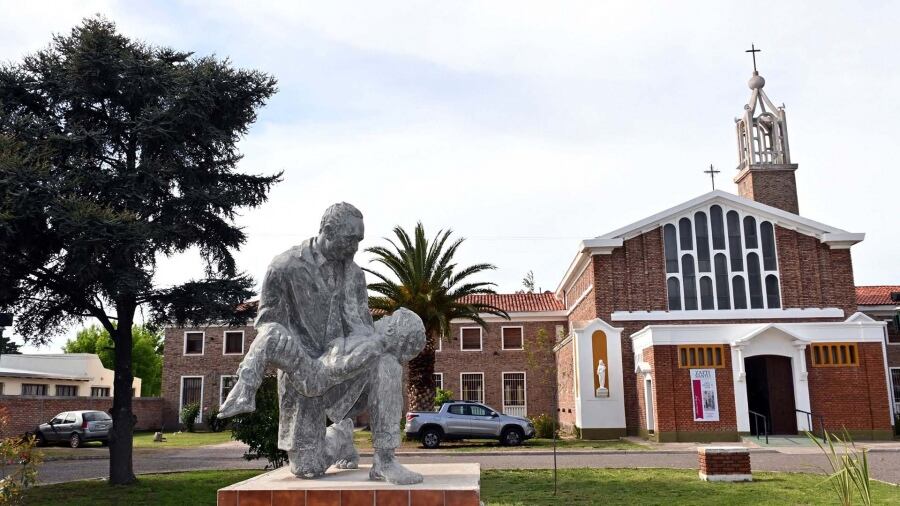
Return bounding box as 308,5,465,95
746,43,761,73
704,164,721,190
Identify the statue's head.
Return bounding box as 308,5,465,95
318,202,364,260
378,307,426,363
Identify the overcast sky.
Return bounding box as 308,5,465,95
3,1,899,353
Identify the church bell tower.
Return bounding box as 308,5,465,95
733,45,800,214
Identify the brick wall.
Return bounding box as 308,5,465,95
555,338,576,430
807,342,893,433
0,396,163,436
567,261,596,323
161,325,256,428
736,167,799,214
775,226,857,316
436,320,566,419
643,345,738,437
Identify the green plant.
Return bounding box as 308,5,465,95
180,403,200,433
64,325,164,397
230,376,288,469
807,430,872,506
206,406,228,433
366,223,509,410
434,388,454,407
0,406,42,505
529,413,558,439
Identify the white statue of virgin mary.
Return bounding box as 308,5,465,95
595,359,608,397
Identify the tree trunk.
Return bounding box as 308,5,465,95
108,308,136,484
406,332,437,411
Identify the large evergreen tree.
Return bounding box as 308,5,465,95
366,223,508,410
0,17,278,484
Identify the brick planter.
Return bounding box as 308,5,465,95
698,446,752,482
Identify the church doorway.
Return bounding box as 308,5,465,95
745,355,797,435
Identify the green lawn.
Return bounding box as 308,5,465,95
23,468,900,505
131,430,234,448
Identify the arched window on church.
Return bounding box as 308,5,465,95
732,275,748,309
682,255,697,310
695,211,710,272
727,211,743,270
761,221,777,270
747,253,764,309
714,253,730,309
667,277,681,311
699,276,714,310
664,224,678,273
766,275,781,308
710,205,725,250
679,218,692,250
743,216,758,249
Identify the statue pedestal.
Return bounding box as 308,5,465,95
217,463,481,506
595,387,609,397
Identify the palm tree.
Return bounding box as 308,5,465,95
365,222,508,411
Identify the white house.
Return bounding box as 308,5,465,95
0,353,141,398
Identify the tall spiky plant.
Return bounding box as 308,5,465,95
366,222,509,411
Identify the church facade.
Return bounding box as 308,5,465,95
553,68,894,441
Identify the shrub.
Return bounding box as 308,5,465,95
434,388,453,408
529,413,557,439
206,405,228,433
180,403,200,433
808,430,871,506
231,376,288,469
0,407,42,505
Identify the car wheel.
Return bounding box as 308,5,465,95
34,432,46,447
421,428,442,449
501,427,524,446
69,433,82,448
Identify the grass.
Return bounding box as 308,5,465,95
354,430,646,452
37,431,235,459
23,468,900,505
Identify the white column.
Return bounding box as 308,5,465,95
732,345,750,432
792,342,812,431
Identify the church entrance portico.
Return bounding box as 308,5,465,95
744,355,797,435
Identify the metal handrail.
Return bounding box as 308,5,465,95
796,409,826,440
748,410,769,444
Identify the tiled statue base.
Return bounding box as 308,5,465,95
217,463,481,506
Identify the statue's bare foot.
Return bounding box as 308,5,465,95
218,381,256,418
369,449,423,485
326,419,358,469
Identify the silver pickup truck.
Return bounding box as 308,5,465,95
405,401,535,448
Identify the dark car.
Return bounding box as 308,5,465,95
33,410,113,448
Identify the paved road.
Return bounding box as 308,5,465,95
29,442,900,485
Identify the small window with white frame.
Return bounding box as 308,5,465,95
55,385,77,397
184,331,204,355
22,384,47,396
501,326,524,350
460,327,482,351
433,373,443,391
223,330,244,355
434,334,442,352
502,372,527,417
91,386,111,397
460,372,484,402
220,375,238,405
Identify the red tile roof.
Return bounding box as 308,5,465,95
238,292,564,315
856,286,900,306
458,292,565,312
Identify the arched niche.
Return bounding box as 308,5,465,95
592,330,609,396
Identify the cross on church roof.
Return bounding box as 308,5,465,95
704,164,721,190
746,43,761,73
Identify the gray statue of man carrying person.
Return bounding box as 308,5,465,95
219,202,426,485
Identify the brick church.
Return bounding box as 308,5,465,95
161,65,897,441
552,67,894,441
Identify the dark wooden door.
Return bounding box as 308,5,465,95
766,356,797,434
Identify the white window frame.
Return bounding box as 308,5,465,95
183,331,205,356
222,330,245,355
890,367,900,415
459,327,483,351
501,326,525,350
459,372,484,403
435,334,442,352
179,375,204,424
90,386,111,397
433,372,443,391
220,375,238,406
501,371,527,417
